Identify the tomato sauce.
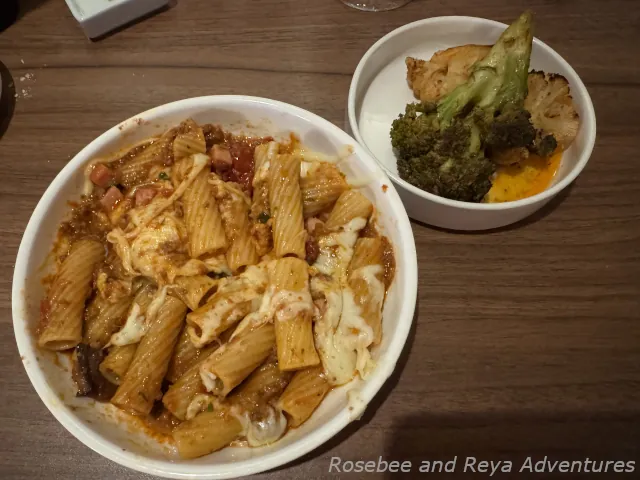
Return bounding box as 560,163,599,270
223,135,273,193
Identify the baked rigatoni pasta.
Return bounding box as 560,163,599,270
107,281,157,347
83,293,132,349
312,189,376,385
38,120,395,459
99,344,137,385
186,265,268,348
300,162,349,218
172,275,219,312
162,345,217,420
278,366,330,427
172,119,206,160
268,153,306,258
182,169,227,258
269,257,319,370
115,130,176,188
210,175,260,272
229,357,292,409
324,189,374,231
347,237,387,345
199,323,276,396
250,142,278,256
173,409,244,459
111,296,187,415
166,324,204,383
38,239,104,351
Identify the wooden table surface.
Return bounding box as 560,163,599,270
1,0,639,478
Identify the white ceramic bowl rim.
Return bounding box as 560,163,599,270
12,96,418,479
348,16,597,212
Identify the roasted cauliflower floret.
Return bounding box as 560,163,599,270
524,70,580,149
406,45,491,102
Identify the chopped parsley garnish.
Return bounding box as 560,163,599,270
158,171,169,180
207,403,213,412
258,212,270,223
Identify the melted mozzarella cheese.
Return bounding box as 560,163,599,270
253,142,278,186
129,214,186,283
231,405,288,447
312,277,357,386
339,287,375,378
185,394,220,420
144,285,168,324
109,286,169,346
125,152,209,237
312,272,378,385
199,355,224,393
300,160,316,178
270,289,314,323
106,228,138,276
229,285,275,341
108,302,144,347
229,285,315,342
110,214,230,288
351,265,385,307
188,265,268,348
202,255,232,276
314,217,367,278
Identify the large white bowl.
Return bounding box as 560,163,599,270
12,96,417,479
348,16,597,230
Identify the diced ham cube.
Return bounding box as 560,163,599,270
100,186,123,210
90,163,114,188
134,187,157,207
210,144,233,172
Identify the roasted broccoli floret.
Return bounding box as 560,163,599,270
392,106,495,202
389,102,438,158
436,11,534,128
391,11,548,202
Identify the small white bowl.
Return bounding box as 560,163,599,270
348,16,597,230
12,96,417,479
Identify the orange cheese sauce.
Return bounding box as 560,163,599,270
485,150,562,203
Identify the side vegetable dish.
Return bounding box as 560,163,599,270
37,119,395,459
391,11,580,203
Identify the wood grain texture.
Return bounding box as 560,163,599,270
1,0,639,478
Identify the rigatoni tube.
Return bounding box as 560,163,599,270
269,257,319,370
83,293,132,349
163,345,217,420
347,237,386,345
38,239,105,351
111,296,186,415
268,153,306,258
99,344,137,385
173,410,243,459
278,366,330,427
199,323,276,397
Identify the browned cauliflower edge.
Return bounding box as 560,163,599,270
524,70,580,149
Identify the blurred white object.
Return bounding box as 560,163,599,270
64,0,170,38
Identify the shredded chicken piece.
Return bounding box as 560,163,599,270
406,45,491,102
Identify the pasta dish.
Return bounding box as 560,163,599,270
36,119,395,458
